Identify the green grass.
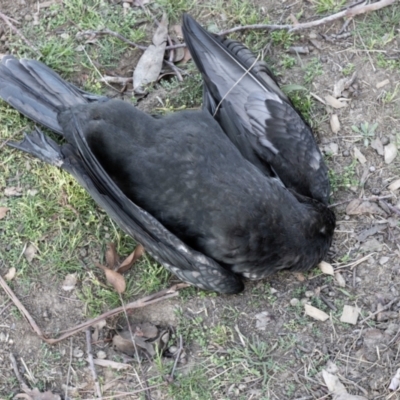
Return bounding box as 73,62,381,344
313,0,346,14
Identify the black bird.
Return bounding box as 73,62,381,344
0,16,334,294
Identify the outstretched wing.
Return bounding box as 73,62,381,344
182,14,330,204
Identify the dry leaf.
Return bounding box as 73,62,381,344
293,272,305,282
105,242,118,268
324,95,347,109
116,244,145,273
346,199,386,216
335,272,346,288
384,143,397,164
62,273,77,291
319,261,334,276
24,243,38,263
134,322,158,338
133,13,168,94
389,179,400,191
353,146,366,164
304,304,329,321
389,368,400,391
330,114,340,134
376,79,390,89
322,370,367,400
172,24,183,38
0,207,10,219
92,358,130,370
96,263,126,293
4,267,16,281
113,333,155,356
4,186,22,197
15,388,61,400
133,0,151,5
340,305,359,325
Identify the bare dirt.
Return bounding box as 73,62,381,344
1,0,400,399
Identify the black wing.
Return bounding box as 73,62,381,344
182,14,330,204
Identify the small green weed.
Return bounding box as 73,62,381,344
352,121,378,147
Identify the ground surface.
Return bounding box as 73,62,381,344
1,0,400,399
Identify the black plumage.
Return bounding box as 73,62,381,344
0,15,335,294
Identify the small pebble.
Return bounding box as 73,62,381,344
290,298,300,306
342,150,350,157
371,188,381,195
300,298,309,305
381,136,390,145
97,351,107,359
369,166,376,172
305,290,314,298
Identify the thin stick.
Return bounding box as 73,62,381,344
217,0,396,35
213,55,260,117
169,335,183,380
86,329,103,399
0,12,42,57
0,273,188,344
9,353,29,390
77,28,147,50
65,338,73,400
359,297,398,324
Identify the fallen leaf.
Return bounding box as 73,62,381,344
133,0,151,5
322,370,367,400
92,358,130,370
62,273,77,291
335,272,346,287
389,368,400,391
389,179,400,191
324,95,347,109
353,146,366,164
333,78,347,98
116,244,145,273
24,243,38,263
4,267,16,281
105,242,118,269
319,261,334,275
0,207,9,219
376,79,390,89
340,305,359,324
96,263,126,293
346,199,386,216
304,304,329,321
15,387,61,400
293,272,305,282
134,322,158,338
384,143,397,164
133,13,168,94
172,24,183,38
330,114,340,134
4,186,22,197
113,333,155,356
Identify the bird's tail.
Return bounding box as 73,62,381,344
0,56,98,135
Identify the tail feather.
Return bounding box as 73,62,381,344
0,56,89,134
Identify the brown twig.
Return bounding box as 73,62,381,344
217,0,396,35
86,329,103,399
0,12,42,57
9,353,29,390
168,335,183,381
359,297,398,324
0,274,188,344
329,194,395,208
77,28,147,50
